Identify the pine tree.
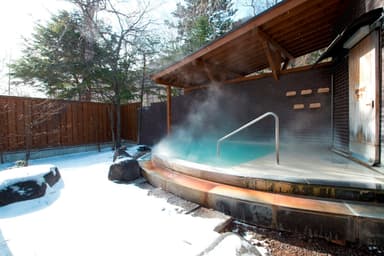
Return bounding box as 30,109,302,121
168,0,237,55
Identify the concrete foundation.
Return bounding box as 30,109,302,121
1,142,114,164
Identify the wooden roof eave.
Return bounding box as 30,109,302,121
315,8,383,64
151,0,311,85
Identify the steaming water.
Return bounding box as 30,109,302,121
155,137,274,167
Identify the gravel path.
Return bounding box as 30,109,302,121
226,220,384,256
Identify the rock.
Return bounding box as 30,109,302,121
137,145,151,152
0,165,62,207
129,145,152,160
108,158,141,182
44,166,61,187
0,180,47,206
113,146,132,162
130,151,150,160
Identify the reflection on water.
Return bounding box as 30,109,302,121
156,138,274,167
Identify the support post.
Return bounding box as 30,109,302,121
166,85,172,134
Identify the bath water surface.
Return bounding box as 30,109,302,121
157,138,274,167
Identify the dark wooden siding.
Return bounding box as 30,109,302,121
381,27,384,163
141,66,332,146
140,102,167,145
332,0,383,159
332,57,350,153
121,103,140,142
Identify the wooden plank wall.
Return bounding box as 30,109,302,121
121,102,139,142
332,57,349,153
0,96,139,152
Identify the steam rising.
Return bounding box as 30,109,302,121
154,86,272,163
155,87,221,154
152,67,333,165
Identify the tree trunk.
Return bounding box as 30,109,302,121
24,103,32,166
138,53,146,144
25,123,32,166
107,104,116,149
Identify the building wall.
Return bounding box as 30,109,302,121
218,68,332,145
381,25,384,164
332,0,383,163
336,0,384,32
141,66,332,146
140,101,167,145
332,57,350,153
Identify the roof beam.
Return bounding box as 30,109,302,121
261,40,281,80
281,58,290,70
223,61,332,85
224,72,273,84
151,0,311,81
255,28,294,60
193,59,222,83
184,85,209,93
255,27,294,80
193,59,243,84
155,77,189,88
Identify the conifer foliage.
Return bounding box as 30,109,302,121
168,0,237,55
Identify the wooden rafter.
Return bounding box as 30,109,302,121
281,58,290,70
193,59,220,83
184,85,209,93
151,0,311,82
260,40,281,80
256,27,295,80
151,0,345,88
255,28,294,60
187,61,332,91
155,80,184,88
193,59,242,84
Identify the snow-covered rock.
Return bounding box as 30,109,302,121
127,144,151,160
108,145,151,182
0,164,61,206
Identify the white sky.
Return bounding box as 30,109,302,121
0,0,73,96
0,0,177,97
0,0,72,60
0,0,177,59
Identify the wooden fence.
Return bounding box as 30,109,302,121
121,103,139,142
0,96,139,153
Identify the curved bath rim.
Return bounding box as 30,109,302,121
150,152,384,203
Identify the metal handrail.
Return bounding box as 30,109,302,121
216,112,280,164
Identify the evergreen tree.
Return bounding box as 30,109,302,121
241,0,281,16
168,0,237,55
9,11,101,100
10,1,158,149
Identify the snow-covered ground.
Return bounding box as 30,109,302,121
0,149,247,256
